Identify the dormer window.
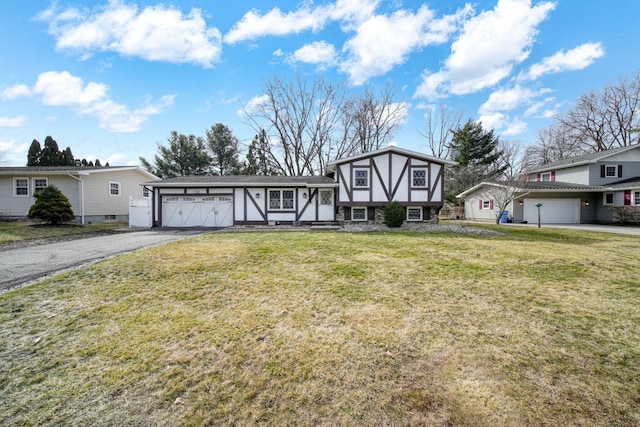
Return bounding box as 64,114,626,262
541,172,551,182
605,165,617,177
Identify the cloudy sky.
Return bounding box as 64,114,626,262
0,0,637,166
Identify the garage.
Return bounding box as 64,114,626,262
162,195,233,227
523,198,580,224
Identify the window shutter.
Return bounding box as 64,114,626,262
600,165,606,177
367,207,375,220
551,171,556,182
479,200,483,210
625,190,631,206
490,200,494,210
618,165,623,178
536,173,541,182
345,207,351,220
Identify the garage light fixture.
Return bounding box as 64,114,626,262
584,200,590,206
255,193,260,198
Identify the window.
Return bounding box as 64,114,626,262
14,178,29,197
604,192,614,205
541,172,552,182
634,191,640,205
142,187,150,198
605,165,617,177
407,207,422,221
320,190,332,205
33,178,48,194
269,190,294,210
412,169,427,187
109,181,121,196
354,169,368,187
351,207,367,221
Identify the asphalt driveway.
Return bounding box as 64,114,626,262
0,229,208,293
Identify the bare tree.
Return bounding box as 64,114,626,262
556,72,640,152
242,75,405,176
419,102,463,158
523,125,583,169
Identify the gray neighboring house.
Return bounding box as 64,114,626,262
457,144,640,224
145,146,456,228
0,166,159,224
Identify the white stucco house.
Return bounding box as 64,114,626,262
144,146,456,228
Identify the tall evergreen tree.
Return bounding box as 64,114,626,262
206,123,241,175
27,139,42,166
139,131,212,178
242,130,280,175
40,136,61,166
60,147,75,166
445,119,505,203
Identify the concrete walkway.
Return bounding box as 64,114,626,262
0,229,208,293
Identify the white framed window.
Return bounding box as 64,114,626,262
320,190,332,205
634,191,640,205
109,181,121,196
605,165,617,177
412,169,427,187
351,207,367,221
33,178,48,194
354,169,369,187
604,192,614,205
407,207,422,221
541,172,552,182
269,189,294,210
14,178,29,197
481,200,493,210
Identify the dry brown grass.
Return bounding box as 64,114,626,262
1,226,639,426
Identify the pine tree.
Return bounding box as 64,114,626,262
27,185,75,225
27,139,42,166
206,123,241,175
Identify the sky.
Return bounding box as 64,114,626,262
1,0,639,167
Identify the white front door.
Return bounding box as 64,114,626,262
318,189,334,221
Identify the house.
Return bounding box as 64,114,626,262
457,143,640,224
145,146,456,228
0,166,158,224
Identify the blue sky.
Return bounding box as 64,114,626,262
1,0,639,167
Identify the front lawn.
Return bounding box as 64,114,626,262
1,227,639,426
0,220,128,244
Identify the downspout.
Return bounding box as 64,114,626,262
67,173,85,224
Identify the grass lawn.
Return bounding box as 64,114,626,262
0,221,129,244
1,226,639,426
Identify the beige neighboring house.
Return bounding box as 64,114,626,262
0,166,159,224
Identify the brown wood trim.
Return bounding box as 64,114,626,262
372,158,390,200
297,188,317,221
337,165,351,202
245,188,266,221
429,165,443,201
390,158,409,200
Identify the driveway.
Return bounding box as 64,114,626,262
0,229,208,293
506,223,640,236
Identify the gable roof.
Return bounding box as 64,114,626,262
0,166,158,180
527,144,640,173
325,146,457,172
148,175,338,188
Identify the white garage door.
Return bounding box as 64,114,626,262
523,198,580,224
162,196,233,227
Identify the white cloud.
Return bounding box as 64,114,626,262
240,94,270,116
39,0,222,67
290,41,337,69
0,116,28,127
522,42,605,80
224,0,379,44
415,0,555,99
479,85,550,116
1,84,31,100
29,71,174,133
341,4,473,85
479,112,527,136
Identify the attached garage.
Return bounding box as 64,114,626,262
523,198,580,224
162,195,233,227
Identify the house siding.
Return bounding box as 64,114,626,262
0,175,80,218
554,165,589,185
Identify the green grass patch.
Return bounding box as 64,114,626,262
1,228,640,426
0,220,128,244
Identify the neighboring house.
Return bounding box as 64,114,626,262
145,146,456,228
0,166,158,224
458,143,640,224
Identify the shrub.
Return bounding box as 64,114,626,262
28,185,75,225
612,206,640,225
384,201,404,227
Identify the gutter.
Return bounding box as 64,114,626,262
67,173,85,224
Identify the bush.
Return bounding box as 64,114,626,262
384,201,404,227
612,206,640,225
28,185,75,225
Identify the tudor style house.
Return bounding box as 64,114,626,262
457,143,640,224
0,166,158,224
144,146,456,228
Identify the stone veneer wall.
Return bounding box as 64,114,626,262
337,206,439,224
